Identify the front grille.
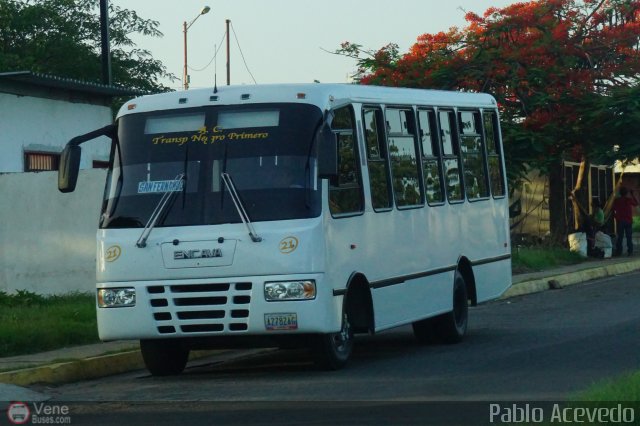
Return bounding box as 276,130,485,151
147,282,253,335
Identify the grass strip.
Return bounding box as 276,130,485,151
0,290,99,357
512,246,586,273
572,371,640,402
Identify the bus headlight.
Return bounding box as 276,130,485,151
97,288,136,308
264,280,316,301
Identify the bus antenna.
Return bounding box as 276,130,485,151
213,43,218,94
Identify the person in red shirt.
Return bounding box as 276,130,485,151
613,186,639,256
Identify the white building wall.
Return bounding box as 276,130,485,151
0,169,107,294
0,92,112,172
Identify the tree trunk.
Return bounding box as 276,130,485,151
548,161,567,244
570,157,590,232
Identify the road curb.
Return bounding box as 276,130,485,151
0,350,143,387
504,259,640,298
0,349,217,387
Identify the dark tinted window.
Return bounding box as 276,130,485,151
363,107,392,210
418,109,444,204
101,103,323,229
329,106,364,215
386,108,422,207
438,110,463,202
483,111,506,197
458,110,489,200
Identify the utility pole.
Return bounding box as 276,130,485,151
183,6,211,90
99,0,112,86
226,19,231,86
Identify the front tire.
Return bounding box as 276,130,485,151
140,339,190,376
312,313,353,370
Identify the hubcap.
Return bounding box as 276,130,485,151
333,315,352,353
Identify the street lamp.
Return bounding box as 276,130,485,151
183,6,211,90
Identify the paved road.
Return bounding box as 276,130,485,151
32,273,640,424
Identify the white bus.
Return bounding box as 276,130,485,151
59,84,511,375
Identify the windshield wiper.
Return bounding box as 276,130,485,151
221,172,262,243
136,173,185,248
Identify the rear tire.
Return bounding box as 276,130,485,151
140,339,189,376
433,270,468,344
312,313,353,370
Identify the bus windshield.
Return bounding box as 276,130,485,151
100,103,323,229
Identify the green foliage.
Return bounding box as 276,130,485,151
579,84,640,165
0,0,175,94
0,291,98,357
0,289,51,306
573,371,640,401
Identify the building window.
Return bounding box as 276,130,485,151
24,151,60,172
93,160,109,169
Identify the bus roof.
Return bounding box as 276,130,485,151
118,84,497,118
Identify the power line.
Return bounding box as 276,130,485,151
188,30,227,72
230,21,257,84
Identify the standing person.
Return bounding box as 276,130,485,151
613,186,639,256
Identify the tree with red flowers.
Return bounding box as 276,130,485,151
339,0,640,182
338,0,640,238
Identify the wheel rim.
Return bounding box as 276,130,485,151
331,314,352,354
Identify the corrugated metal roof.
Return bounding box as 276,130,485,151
0,71,147,97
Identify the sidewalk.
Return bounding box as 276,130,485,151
508,253,640,296
1,255,640,390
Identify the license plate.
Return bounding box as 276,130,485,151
264,313,298,331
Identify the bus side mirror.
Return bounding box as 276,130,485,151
318,124,338,180
58,144,81,193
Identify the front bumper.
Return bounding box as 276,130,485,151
96,273,340,341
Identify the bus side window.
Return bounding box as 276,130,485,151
483,111,506,197
386,108,423,207
363,107,392,211
418,109,444,205
438,110,464,202
329,106,364,215
458,110,489,200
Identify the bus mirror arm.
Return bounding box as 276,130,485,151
317,124,338,180
58,124,116,193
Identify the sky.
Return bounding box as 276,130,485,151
118,0,519,90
